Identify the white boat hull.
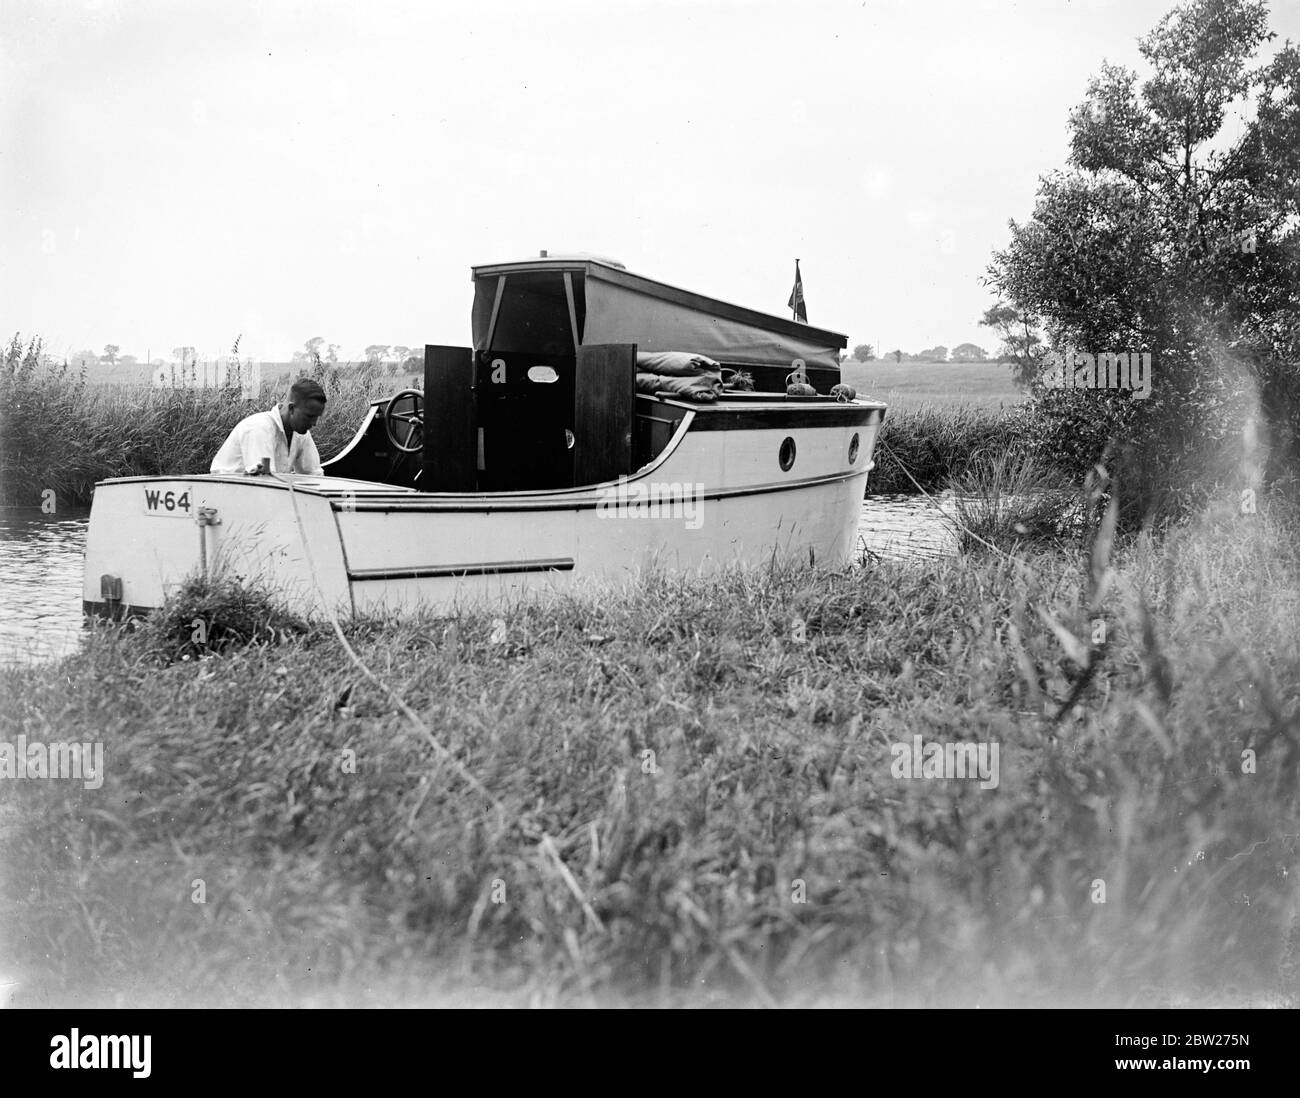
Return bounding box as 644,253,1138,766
83,399,883,619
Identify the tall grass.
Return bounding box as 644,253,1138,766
2,493,1296,1006
3,335,1028,505
870,404,1032,495
0,335,390,507
947,450,1080,552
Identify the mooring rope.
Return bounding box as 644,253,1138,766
268,471,506,817
267,471,618,941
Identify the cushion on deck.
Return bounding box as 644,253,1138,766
635,351,721,377
635,372,722,402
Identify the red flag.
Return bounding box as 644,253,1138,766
787,259,807,323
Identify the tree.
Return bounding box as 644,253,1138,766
980,303,1044,383
364,344,390,365
119,354,138,367
950,342,988,363
101,344,120,366
984,0,1300,516
887,349,904,364
293,337,326,367
171,346,195,364
915,345,948,362
70,349,98,369
852,343,874,362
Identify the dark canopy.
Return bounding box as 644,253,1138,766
471,256,847,370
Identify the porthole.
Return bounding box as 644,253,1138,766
779,436,796,472
848,432,860,465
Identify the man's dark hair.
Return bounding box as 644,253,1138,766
289,378,327,405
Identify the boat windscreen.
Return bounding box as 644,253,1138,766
472,271,583,355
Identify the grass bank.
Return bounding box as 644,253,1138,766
2,495,1296,1006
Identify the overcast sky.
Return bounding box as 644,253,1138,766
4,0,1297,363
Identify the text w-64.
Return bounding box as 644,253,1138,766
143,487,192,516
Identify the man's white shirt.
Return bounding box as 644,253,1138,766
210,407,323,475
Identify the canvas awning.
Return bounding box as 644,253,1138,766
471,257,846,370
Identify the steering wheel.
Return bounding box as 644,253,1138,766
384,389,425,453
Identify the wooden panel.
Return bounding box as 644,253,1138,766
574,343,635,486
476,351,575,491
423,345,476,491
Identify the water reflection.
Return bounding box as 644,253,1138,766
0,494,960,665
0,508,90,665
856,492,960,561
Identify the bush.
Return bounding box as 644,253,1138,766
1016,336,1274,527
135,574,309,663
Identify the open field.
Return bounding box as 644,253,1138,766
2,496,1296,1007
840,360,1026,411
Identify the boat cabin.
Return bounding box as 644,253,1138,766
324,254,850,493
84,257,880,622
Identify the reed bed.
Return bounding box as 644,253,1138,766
870,404,1030,495
2,493,1296,1007
1,337,388,507
3,335,1025,506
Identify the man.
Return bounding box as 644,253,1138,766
210,379,327,475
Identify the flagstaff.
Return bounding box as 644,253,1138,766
788,258,806,323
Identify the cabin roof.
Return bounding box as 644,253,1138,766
470,255,848,348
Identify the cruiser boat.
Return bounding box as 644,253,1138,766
82,255,887,619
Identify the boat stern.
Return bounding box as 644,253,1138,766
82,474,365,621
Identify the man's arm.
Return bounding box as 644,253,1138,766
298,432,323,476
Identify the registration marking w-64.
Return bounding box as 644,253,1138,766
142,487,194,517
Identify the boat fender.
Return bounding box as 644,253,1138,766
786,382,817,396
830,383,857,402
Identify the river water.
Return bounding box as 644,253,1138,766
0,496,959,665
